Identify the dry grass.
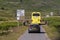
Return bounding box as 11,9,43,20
0,26,28,40
43,25,58,40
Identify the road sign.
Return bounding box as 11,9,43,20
17,10,20,17
17,9,25,20
17,9,25,17
20,9,25,16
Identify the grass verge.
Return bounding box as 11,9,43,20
0,26,28,40
43,25,58,40
43,16,60,40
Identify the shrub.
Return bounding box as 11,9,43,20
0,17,8,21
43,17,60,40
43,17,60,27
0,22,22,30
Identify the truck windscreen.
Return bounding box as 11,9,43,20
33,14,40,16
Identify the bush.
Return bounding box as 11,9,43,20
43,17,60,40
44,17,60,31
0,22,22,30
43,17,60,26
0,17,15,21
0,17,8,21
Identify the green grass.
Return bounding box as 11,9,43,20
43,25,58,40
0,26,28,40
43,16,60,40
0,21,22,30
0,20,27,40
0,0,60,20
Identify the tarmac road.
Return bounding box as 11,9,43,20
18,26,50,40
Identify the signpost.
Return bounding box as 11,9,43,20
17,9,25,27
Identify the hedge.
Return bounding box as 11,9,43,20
43,16,60,40
0,21,22,30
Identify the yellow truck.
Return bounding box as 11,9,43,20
28,12,41,33
28,12,46,33
31,12,42,25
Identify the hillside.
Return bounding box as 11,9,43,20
0,0,60,19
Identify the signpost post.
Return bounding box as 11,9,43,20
17,9,25,27
17,17,20,27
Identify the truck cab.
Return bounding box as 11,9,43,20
31,12,42,25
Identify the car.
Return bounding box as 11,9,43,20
28,24,40,33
